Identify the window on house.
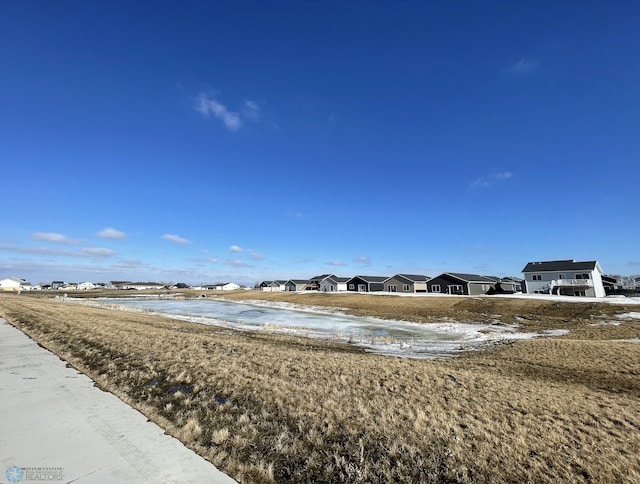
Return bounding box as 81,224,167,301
431,284,441,293
532,274,542,281
402,284,410,292
575,273,591,280
348,284,355,290
388,284,397,292
448,285,463,294
558,274,565,279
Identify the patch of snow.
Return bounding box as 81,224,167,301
617,312,640,320
542,329,571,336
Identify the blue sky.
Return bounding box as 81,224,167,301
1,1,639,285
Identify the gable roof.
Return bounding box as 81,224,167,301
287,279,310,284
348,275,388,283
385,274,430,283
444,273,497,283
310,274,335,282
521,260,600,273
321,275,350,283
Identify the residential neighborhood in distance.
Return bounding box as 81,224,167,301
4,259,638,299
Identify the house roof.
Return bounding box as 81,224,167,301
320,275,349,283
444,273,498,283
287,279,310,284
310,274,334,281
385,274,430,283
521,260,600,273
348,275,388,283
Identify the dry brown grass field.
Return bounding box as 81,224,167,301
1,290,639,483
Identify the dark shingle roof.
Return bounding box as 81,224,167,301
521,260,598,273
310,274,334,281
396,274,430,282
351,275,389,283
446,273,497,283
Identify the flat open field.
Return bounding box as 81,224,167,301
1,291,639,483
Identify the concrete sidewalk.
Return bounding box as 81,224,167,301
0,318,236,484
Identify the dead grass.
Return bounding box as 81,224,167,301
1,292,639,483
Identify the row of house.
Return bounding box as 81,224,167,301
2,260,636,298
258,272,525,296
0,279,244,292
257,260,627,298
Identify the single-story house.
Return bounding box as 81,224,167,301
269,280,287,292
496,277,524,293
319,276,349,292
308,274,335,291
0,277,26,292
383,274,430,293
521,260,606,297
120,282,166,290
258,281,273,291
284,279,311,291
76,282,97,290
346,275,388,293
426,273,497,295
214,282,240,291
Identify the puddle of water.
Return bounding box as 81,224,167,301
88,298,546,359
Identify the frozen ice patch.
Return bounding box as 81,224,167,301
83,298,567,359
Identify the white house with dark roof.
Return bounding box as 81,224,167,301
521,260,606,297
0,277,27,292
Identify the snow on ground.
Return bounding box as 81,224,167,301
81,298,572,360
616,312,640,320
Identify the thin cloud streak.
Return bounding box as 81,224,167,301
0,244,114,258
471,172,513,188
509,58,538,74
32,232,79,245
225,259,253,268
194,93,242,132
162,234,191,245
97,227,126,240
353,256,371,266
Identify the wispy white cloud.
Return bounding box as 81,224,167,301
162,234,191,245
225,259,253,268
242,100,260,121
327,261,347,266
194,93,243,132
230,245,244,253
97,227,126,240
112,259,150,270
248,250,264,260
354,256,371,266
471,172,513,188
509,58,538,75
1,244,114,258
79,248,115,258
473,244,493,252
32,232,79,245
